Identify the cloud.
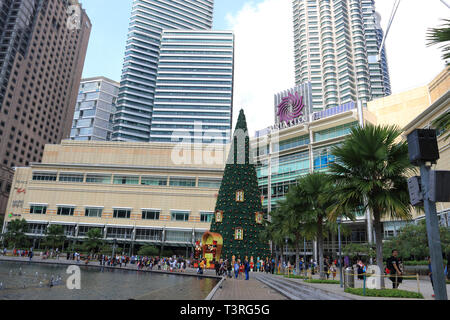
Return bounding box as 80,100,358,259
226,0,294,136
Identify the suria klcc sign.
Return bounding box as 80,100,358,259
276,91,305,123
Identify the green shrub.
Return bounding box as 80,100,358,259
138,245,159,256
304,279,340,284
284,274,308,279
403,260,447,266
344,287,424,299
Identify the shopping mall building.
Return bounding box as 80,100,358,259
2,67,449,258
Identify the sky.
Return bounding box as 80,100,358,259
79,0,449,136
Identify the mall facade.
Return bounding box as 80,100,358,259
2,140,227,255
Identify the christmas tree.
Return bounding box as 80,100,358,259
209,109,270,261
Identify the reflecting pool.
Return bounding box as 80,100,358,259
0,261,218,300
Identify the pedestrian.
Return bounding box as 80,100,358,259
386,249,403,289
234,260,240,279
244,258,250,280
357,260,365,280
330,263,337,280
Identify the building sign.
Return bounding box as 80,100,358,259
276,92,305,123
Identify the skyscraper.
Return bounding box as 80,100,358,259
150,30,234,144
292,0,391,111
0,0,91,216
70,77,119,141
112,0,216,142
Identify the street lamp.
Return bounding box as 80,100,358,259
337,216,343,288
285,237,289,272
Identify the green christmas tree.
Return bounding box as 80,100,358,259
209,109,271,261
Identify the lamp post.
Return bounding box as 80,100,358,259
303,236,307,277
285,237,288,272
337,216,343,288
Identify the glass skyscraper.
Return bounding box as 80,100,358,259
71,77,120,141
150,30,234,144
113,0,233,142
292,0,391,111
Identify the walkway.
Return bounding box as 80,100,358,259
211,275,287,300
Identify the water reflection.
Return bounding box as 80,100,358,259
0,261,217,300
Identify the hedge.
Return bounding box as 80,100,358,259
283,274,308,279
344,288,424,299
304,279,340,284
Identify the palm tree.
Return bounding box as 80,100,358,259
288,172,336,279
260,212,286,269
4,218,29,249
427,19,450,65
329,124,415,288
44,225,66,250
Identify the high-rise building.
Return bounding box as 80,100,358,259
112,0,215,142
150,30,234,144
70,77,120,141
0,0,91,216
292,0,391,111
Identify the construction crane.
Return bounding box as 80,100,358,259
376,0,450,62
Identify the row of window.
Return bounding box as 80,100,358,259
31,173,221,188
28,205,214,222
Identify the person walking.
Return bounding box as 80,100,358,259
386,249,403,289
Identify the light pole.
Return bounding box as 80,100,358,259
285,237,288,272
303,236,307,277
337,217,343,288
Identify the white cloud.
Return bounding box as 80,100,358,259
227,0,449,135
226,0,294,136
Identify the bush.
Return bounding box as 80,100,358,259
344,287,424,299
304,279,340,284
403,260,447,266
284,274,308,279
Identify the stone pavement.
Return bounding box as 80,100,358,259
275,271,450,300
211,275,287,300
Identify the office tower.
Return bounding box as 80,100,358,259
0,0,91,216
112,0,215,142
292,0,391,111
71,77,120,141
150,30,234,144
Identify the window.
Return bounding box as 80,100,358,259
215,210,223,223
135,228,162,241
32,172,57,181
57,207,75,216
169,177,196,187
235,227,244,240
113,175,139,185
113,209,131,219
171,210,190,221
198,179,222,189
85,207,102,217
106,227,133,239
86,174,111,184
141,176,167,186
142,210,160,220
236,190,244,202
30,205,47,215
59,173,84,182
200,212,214,222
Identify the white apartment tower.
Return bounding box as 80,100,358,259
293,0,391,111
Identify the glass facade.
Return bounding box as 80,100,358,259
150,30,234,144
71,77,119,141
113,0,216,142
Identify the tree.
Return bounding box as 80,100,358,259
4,218,29,249
138,245,159,257
383,221,450,261
427,19,450,65
260,212,286,267
209,109,270,261
432,110,450,141
44,225,66,250
83,228,104,254
329,124,415,288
